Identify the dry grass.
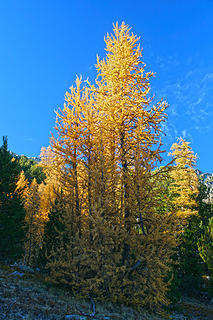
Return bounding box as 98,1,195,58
180,296,213,320
0,264,164,320
0,264,212,320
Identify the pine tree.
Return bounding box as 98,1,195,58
198,216,213,296
0,136,26,261
18,155,46,184
199,218,213,270
196,182,213,296
177,182,212,294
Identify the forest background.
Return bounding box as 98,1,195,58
1,22,213,315
0,1,213,316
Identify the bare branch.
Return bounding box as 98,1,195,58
75,296,96,317
140,212,147,236
130,259,142,272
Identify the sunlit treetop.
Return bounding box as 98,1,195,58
95,22,154,101
169,137,197,168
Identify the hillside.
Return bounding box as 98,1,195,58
1,264,213,320
0,263,161,320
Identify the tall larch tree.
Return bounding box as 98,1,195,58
92,23,177,306
44,23,183,308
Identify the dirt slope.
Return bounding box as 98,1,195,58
0,264,212,320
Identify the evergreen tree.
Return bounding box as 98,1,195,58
0,136,25,261
178,182,212,295
18,155,46,184
197,190,213,296
198,217,213,274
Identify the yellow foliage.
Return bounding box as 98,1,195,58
22,178,41,265
16,166,61,266
38,23,195,309
169,138,199,225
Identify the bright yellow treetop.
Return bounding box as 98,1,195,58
169,138,199,223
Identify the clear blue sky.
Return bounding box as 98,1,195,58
0,0,213,172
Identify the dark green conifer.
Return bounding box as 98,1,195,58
177,182,212,294
0,136,26,261
18,155,46,184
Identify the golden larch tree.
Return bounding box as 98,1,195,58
43,23,183,308
169,138,199,226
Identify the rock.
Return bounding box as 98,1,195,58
65,316,113,320
18,265,34,273
10,262,34,273
10,271,24,277
65,315,87,320
10,262,18,267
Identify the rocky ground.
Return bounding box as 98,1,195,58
0,264,213,320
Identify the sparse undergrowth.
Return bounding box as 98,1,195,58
0,264,213,320
0,263,162,320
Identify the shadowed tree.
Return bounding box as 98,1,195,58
0,136,26,261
